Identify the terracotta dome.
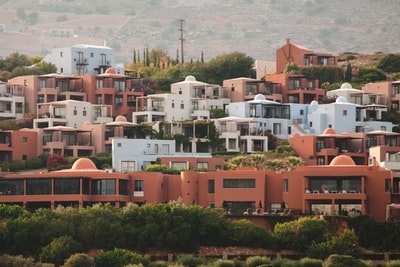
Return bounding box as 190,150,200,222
115,115,127,123
104,68,116,74
322,128,336,135
71,158,97,170
291,132,301,138
329,155,356,166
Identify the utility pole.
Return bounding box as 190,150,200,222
178,19,185,64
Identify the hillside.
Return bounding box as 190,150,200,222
0,0,398,64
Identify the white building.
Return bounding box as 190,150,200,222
170,75,230,116
43,44,121,76
221,94,394,145
0,82,25,119
111,138,176,172
33,100,112,128
132,76,231,124
307,97,394,134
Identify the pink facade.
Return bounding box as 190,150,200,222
266,73,324,104
276,38,338,74
0,129,37,162
222,77,282,103
0,157,397,222
8,69,144,121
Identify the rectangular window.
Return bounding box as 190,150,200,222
343,110,347,116
73,110,77,116
171,162,188,170
180,103,184,109
96,79,104,89
22,137,27,143
283,179,288,193
27,179,52,195
208,179,215,194
54,178,80,194
0,179,24,195
223,179,255,188
197,162,209,169
134,180,144,191
83,110,87,116
385,179,391,193
119,180,129,195
120,160,135,172
300,109,304,115
91,179,116,195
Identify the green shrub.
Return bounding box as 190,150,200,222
299,257,323,267
307,229,362,259
0,254,36,267
149,260,168,267
245,256,271,267
176,254,207,267
387,260,400,267
323,254,369,267
271,257,298,267
25,157,44,169
62,253,94,267
8,160,26,172
39,235,82,266
213,259,236,267
94,248,150,267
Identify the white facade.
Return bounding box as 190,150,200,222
307,97,394,134
112,138,176,172
33,100,112,128
132,93,192,123
224,94,394,141
171,75,230,115
0,82,25,119
43,44,119,76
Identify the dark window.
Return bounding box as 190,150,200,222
91,179,116,195
0,179,24,195
223,179,255,188
119,180,129,195
208,179,215,194
82,178,90,194
134,180,144,191
27,179,52,195
54,178,80,194
283,179,288,192
385,179,391,193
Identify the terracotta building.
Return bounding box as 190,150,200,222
276,38,338,74
0,156,397,222
265,73,325,104
282,155,392,221
289,128,400,166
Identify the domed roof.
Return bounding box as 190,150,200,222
115,115,127,123
340,83,353,89
291,132,301,138
336,96,347,103
330,155,356,166
254,94,266,101
322,128,336,135
310,100,319,106
184,75,197,82
71,158,98,170
104,68,116,74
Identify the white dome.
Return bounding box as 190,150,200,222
336,96,347,103
340,83,352,89
254,94,266,101
310,100,319,106
184,75,197,82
